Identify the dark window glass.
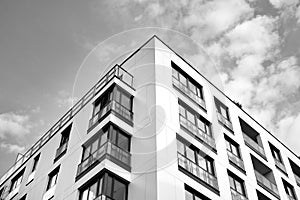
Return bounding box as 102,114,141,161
47,167,59,190
228,172,246,196
10,169,24,192
184,185,210,200
214,97,230,121
225,137,241,158
32,154,40,172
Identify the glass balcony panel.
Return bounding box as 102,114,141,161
254,170,279,196
217,112,233,131
243,133,266,157
179,115,216,149
89,100,133,129
231,188,248,200
172,78,206,109
77,142,131,177
177,153,218,190
227,151,245,170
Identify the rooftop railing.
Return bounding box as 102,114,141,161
254,170,279,197
0,64,133,186
243,133,266,158
227,150,245,171
172,77,206,109
89,100,133,129
230,188,248,200
77,142,131,177
177,153,219,190
217,112,233,131
179,115,216,149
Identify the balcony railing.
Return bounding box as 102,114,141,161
0,65,133,186
231,188,248,200
77,142,131,177
217,112,233,131
274,159,286,173
93,195,114,200
172,78,206,109
294,174,300,186
243,133,266,158
177,153,219,190
254,170,279,197
179,115,216,149
227,151,245,171
54,142,68,160
89,100,133,129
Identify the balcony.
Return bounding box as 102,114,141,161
177,153,219,190
172,78,206,109
179,115,216,149
0,65,133,186
231,188,248,200
243,133,266,159
254,170,279,197
89,100,133,129
227,151,245,171
217,112,233,131
54,142,68,161
77,142,131,177
274,159,286,173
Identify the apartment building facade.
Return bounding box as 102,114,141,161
0,35,300,200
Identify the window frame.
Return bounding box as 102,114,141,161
225,136,241,159
214,97,230,121
9,168,25,192
46,166,60,191
228,171,247,197
31,153,40,172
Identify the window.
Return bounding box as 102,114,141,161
226,137,240,158
228,171,247,197
214,97,230,120
184,185,210,200
283,179,297,199
10,169,25,192
32,154,40,172
177,139,215,176
47,167,60,190
59,124,71,147
225,135,245,171
79,172,128,200
269,143,283,163
179,102,212,137
20,194,27,200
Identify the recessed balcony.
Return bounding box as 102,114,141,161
230,188,248,200
254,170,279,198
243,133,266,159
217,112,233,131
179,115,216,149
77,142,131,177
177,153,219,190
172,77,206,109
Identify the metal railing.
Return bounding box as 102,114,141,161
89,100,133,129
179,115,216,149
254,170,279,196
217,112,233,131
93,195,114,200
227,150,245,170
77,142,131,176
177,153,219,190
55,142,68,160
243,133,266,158
172,77,206,109
274,159,286,173
230,188,248,200
0,65,133,185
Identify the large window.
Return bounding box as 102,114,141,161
214,97,230,121
228,171,247,198
185,185,210,200
179,102,211,137
177,139,215,176
225,135,245,171
79,172,127,200
10,169,25,192
172,61,205,108
47,166,60,190
269,143,286,173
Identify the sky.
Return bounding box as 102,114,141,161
0,0,300,177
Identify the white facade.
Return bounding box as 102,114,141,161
0,35,300,200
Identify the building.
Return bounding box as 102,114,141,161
0,35,300,200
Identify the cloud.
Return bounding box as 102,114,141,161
268,0,298,9
0,112,32,139
0,143,25,154
296,5,300,23
55,90,78,108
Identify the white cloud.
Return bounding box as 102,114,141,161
55,90,78,108
296,5,300,23
0,112,32,139
268,0,298,9
0,143,25,154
